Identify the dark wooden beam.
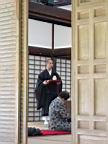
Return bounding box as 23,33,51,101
54,48,71,57
29,46,52,57
29,2,71,27
29,46,71,59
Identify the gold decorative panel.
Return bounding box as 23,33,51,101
80,0,105,4
94,22,107,59
80,0,90,3
78,80,90,115
78,66,89,74
94,8,106,17
94,64,106,73
78,11,89,20
78,121,89,129
94,79,108,116
78,25,89,60
79,136,107,144
94,121,106,131
93,0,105,2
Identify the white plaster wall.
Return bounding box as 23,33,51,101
58,5,72,11
29,19,72,49
54,24,72,49
29,19,52,48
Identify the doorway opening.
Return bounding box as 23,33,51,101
28,1,72,144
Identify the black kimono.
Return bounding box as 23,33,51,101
35,69,62,116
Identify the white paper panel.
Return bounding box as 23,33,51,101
29,19,52,48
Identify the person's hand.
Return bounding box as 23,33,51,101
43,80,50,85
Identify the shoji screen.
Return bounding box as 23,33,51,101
28,55,71,122
28,56,48,121
56,58,71,94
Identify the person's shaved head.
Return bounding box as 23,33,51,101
47,59,54,70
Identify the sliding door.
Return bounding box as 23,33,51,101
72,0,108,143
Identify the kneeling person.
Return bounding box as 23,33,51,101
49,91,71,132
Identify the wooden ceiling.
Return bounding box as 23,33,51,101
30,0,71,6
42,0,71,6
29,46,71,59
29,2,71,27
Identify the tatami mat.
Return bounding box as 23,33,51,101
28,135,72,144
28,122,72,144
